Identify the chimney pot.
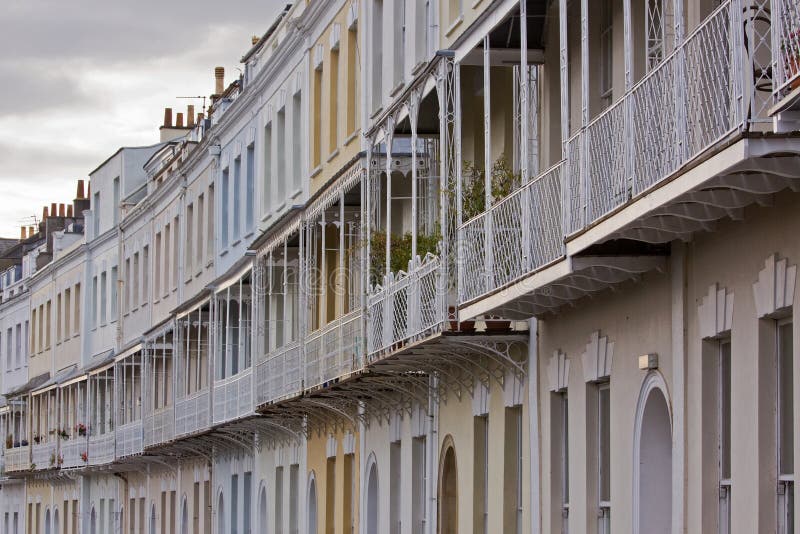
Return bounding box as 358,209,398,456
66,205,73,218
197,113,204,122
164,107,173,128
214,66,225,95
20,226,26,240
187,105,195,127
176,112,184,128
59,203,66,217
50,203,57,218
76,179,85,200
43,206,49,219
252,35,260,45
29,226,36,237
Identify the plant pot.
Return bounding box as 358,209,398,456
484,315,511,333
448,307,475,333
789,60,800,90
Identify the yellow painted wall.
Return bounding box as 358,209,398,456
307,425,360,534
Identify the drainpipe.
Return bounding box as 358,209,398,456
528,318,541,534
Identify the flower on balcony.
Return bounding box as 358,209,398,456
75,423,87,436
80,451,88,462
58,428,70,440
29,462,36,470
4,435,11,449
49,453,56,466
57,454,64,466
32,434,41,444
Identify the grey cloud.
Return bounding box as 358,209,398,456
0,63,92,116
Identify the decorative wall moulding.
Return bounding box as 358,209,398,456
472,378,489,416
698,283,734,339
329,23,341,51
753,253,796,318
347,1,359,30
548,350,569,392
582,330,613,383
313,43,324,71
326,433,337,458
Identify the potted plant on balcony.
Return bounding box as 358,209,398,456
80,451,88,462
32,434,41,444
369,228,442,285
49,453,56,467
59,428,69,440
20,439,28,446
75,423,87,437
57,454,63,466
448,306,475,333
29,462,36,470
483,314,511,333
460,155,521,221
4,435,11,449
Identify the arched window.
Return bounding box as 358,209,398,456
149,504,156,534
90,506,97,534
181,495,188,534
53,507,59,534
44,508,51,534
259,484,268,533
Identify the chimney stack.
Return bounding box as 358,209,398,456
187,105,195,127
176,112,184,128
20,226,26,240
59,204,66,217
29,226,36,238
163,107,173,128
214,67,225,95
76,179,85,200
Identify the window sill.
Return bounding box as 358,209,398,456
195,270,203,278
446,16,464,38
326,149,340,163
310,165,323,179
232,239,241,247
206,260,215,269
369,106,384,120
243,231,254,241
411,61,427,76
220,250,229,258
389,82,405,97
185,276,193,284
471,0,483,8
344,130,360,147
290,188,303,201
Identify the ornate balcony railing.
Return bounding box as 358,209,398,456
115,420,143,458
773,0,800,95
255,341,302,406
305,311,363,390
31,441,57,470
5,445,30,472
88,432,115,465
565,1,754,233
175,389,211,437
368,254,445,359
60,438,87,468
212,367,253,424
459,163,564,304
144,406,174,448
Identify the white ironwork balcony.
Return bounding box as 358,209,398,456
115,420,143,458
60,438,87,468
305,311,363,390
459,164,564,305
31,441,57,470
459,1,767,309
773,0,800,96
255,341,302,406
144,406,174,448
565,1,755,234
175,389,210,437
87,432,115,465
5,445,30,472
212,368,253,424
367,254,445,359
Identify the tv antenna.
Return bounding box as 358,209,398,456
177,96,207,115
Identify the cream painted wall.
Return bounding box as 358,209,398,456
307,425,360,534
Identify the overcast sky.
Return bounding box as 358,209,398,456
0,0,286,237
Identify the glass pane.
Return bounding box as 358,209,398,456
562,394,570,503
779,321,794,476
720,341,731,480
599,385,611,502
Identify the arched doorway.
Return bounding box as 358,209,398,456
365,461,378,534
438,438,458,534
258,485,267,533
53,508,59,534
181,496,188,534
634,374,672,534
149,504,156,534
44,508,51,534
307,475,318,534
90,506,97,534
217,493,225,534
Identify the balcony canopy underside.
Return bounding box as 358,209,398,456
462,136,800,321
